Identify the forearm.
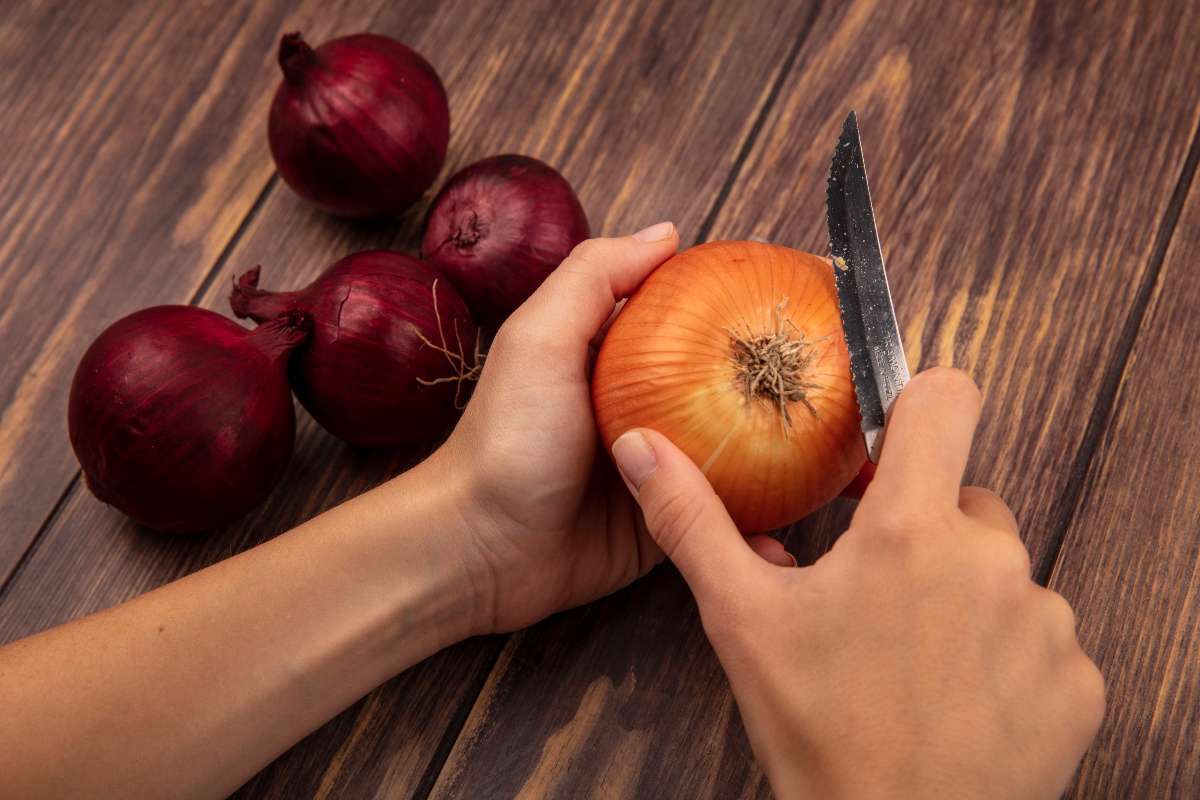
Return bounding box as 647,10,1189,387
0,457,484,799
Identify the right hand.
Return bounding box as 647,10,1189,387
610,367,1105,799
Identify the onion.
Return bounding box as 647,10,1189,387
592,241,864,532
230,251,479,448
68,306,308,533
268,32,450,218
421,154,590,324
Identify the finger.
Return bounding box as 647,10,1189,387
633,510,667,576
511,224,679,358
1032,586,1082,653
868,367,982,510
746,534,797,567
611,428,763,596
589,298,627,353
958,486,1019,536
587,299,627,375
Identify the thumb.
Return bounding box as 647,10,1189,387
611,428,764,596
505,223,680,364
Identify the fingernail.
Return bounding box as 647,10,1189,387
786,551,798,568
632,221,675,243
612,431,657,489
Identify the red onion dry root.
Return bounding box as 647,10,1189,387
231,251,480,449
269,32,450,218
69,306,309,533
422,154,590,324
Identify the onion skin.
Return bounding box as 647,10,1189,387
421,154,590,324
230,251,478,449
592,241,864,532
268,32,450,218
68,306,307,533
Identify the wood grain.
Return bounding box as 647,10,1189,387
1050,157,1200,797
0,0,390,585
713,0,1200,572
429,505,853,800
0,0,820,796
431,1,1200,797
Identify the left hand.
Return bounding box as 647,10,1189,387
426,222,795,634
428,223,678,633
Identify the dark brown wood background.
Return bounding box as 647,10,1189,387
1,0,1198,797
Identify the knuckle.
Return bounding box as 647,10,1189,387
959,485,1004,510
846,514,933,566
871,520,923,548
566,237,608,266
563,263,610,300
488,318,535,363
1039,588,1080,637
979,532,1032,579
1074,656,1107,730
876,506,950,539
962,486,1020,531
493,303,561,356
645,490,706,558
490,315,522,350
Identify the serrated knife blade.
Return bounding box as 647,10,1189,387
826,110,910,463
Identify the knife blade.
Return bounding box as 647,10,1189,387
825,110,910,463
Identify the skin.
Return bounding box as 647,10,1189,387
612,368,1106,798
0,224,1102,799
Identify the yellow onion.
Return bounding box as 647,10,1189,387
592,241,864,532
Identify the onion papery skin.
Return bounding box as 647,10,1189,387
68,306,307,533
231,251,478,449
421,154,590,324
592,241,864,532
268,32,450,218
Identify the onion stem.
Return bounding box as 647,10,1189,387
728,298,822,433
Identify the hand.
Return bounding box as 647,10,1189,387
611,367,1106,799
431,223,679,634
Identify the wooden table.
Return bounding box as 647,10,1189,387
2,1,1198,796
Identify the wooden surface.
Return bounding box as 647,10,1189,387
1050,156,1200,796
431,2,1200,797
0,0,388,586
1,0,1199,797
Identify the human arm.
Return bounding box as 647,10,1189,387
0,458,488,798
0,223,697,799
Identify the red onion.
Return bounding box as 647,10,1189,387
230,251,479,449
421,154,590,324
68,306,308,533
268,32,450,218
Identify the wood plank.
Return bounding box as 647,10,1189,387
430,1,1200,797
1050,156,1200,797
0,1,819,796
0,0,388,584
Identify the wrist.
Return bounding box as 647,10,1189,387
374,447,500,643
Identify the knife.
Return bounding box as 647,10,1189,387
825,110,910,463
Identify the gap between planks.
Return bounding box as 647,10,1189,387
0,0,406,599
0,174,280,603
13,0,1174,789
411,3,823,796
1036,116,1200,587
